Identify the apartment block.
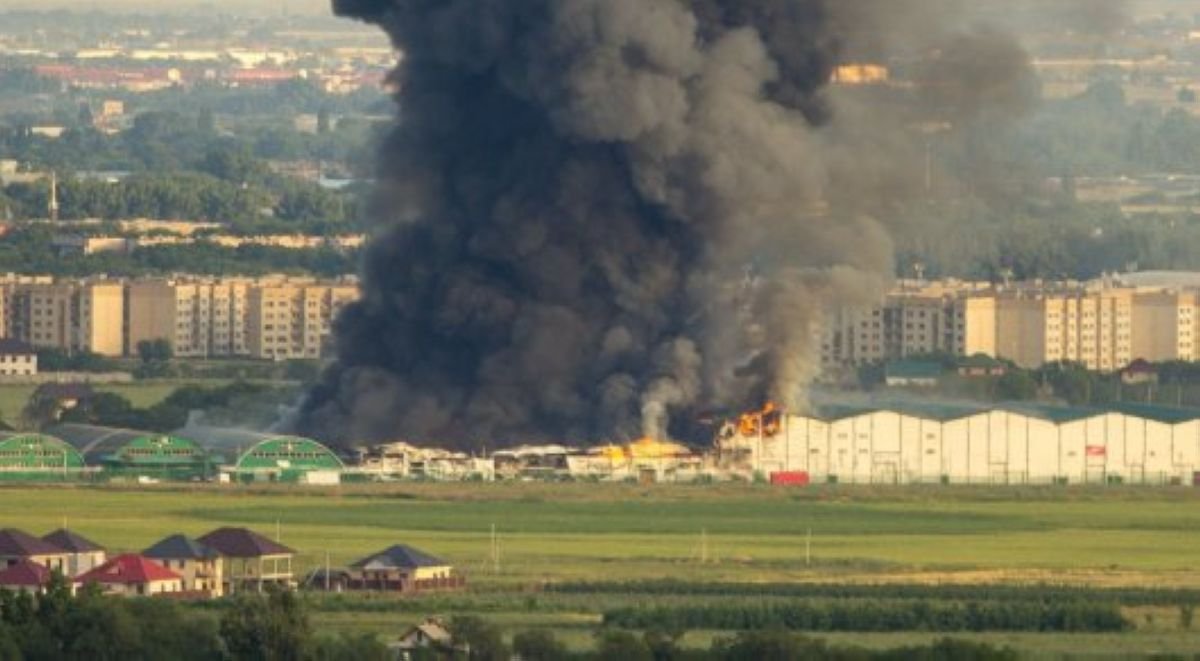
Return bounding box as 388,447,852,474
245,280,357,360
825,279,1200,373
0,275,358,361
127,279,250,358
5,279,125,357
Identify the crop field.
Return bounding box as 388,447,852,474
4,482,1200,656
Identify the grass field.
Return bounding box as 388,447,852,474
0,378,292,423
4,482,1200,657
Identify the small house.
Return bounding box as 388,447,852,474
197,527,294,594
0,528,70,573
390,618,456,659
0,558,52,594
884,360,943,387
42,529,106,576
347,544,464,593
956,354,1008,378
76,554,184,597
0,339,37,376
1121,359,1159,386
143,534,224,597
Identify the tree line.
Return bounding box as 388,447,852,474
601,600,1129,634
552,579,1200,608
0,578,385,661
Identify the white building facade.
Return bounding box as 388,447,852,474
719,404,1200,486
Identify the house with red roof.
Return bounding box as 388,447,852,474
197,527,295,594
0,528,70,574
0,558,53,594
76,554,183,597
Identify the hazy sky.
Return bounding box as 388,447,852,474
0,0,332,14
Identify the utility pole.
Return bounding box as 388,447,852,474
48,171,59,221
806,528,812,568
490,524,500,575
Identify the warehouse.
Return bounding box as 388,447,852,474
718,402,1200,486
48,424,213,481
0,432,86,481
174,425,345,483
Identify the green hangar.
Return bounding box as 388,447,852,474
47,424,213,481
172,426,345,484
0,432,87,481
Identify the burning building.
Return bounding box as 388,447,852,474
298,0,1047,450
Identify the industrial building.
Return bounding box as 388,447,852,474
49,424,213,480
719,402,1200,486
174,425,344,483
0,432,87,481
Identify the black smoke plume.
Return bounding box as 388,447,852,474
299,0,1036,449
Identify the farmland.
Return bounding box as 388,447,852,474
5,482,1200,656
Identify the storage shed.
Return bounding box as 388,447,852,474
0,432,86,481
174,425,344,483
48,424,213,481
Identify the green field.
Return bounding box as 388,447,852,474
5,483,1200,657
0,377,297,424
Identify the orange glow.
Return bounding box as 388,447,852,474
738,402,783,438
832,64,890,86
596,438,692,461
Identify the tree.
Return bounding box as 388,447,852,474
994,370,1038,401
448,616,508,661
594,630,653,661
136,339,173,364
512,630,567,661
219,589,310,661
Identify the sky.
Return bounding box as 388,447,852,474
0,0,332,14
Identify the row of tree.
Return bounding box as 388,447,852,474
553,579,1200,608
419,616,1018,661
0,225,357,278
602,600,1129,633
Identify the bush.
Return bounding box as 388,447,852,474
603,599,1129,633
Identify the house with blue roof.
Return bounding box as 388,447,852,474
344,544,465,594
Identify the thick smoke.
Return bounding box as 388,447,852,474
299,0,1036,448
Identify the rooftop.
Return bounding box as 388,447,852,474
351,544,449,570
0,558,52,587
197,527,294,558
144,535,220,561
0,528,64,557
42,529,104,553
143,534,219,561
78,554,181,585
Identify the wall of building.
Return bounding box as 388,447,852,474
724,410,1200,486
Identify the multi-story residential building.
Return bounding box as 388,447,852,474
245,280,358,360
826,279,1200,373
0,275,357,361
127,279,251,358
3,279,125,357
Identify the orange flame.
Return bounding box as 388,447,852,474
832,64,890,86
738,402,783,438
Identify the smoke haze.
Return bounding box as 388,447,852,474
299,0,1042,448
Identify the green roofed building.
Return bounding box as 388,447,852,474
173,426,344,484
0,432,86,481
47,424,214,481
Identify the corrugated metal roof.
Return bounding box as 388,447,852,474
171,426,318,462
46,424,198,462
1105,402,1200,424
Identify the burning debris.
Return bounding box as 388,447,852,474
298,0,1043,450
